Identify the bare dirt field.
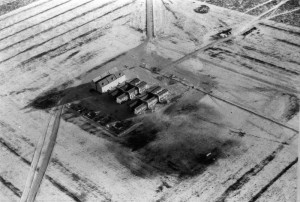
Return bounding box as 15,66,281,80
0,0,298,201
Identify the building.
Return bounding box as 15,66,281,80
136,81,148,94
129,86,169,114
111,78,149,104
133,103,147,115
91,68,126,93
116,87,139,104
145,97,158,109
154,89,169,102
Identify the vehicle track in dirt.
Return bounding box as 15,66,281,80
146,0,154,39
0,0,72,32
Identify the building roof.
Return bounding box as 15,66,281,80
136,81,147,88
95,70,125,87
150,86,162,94
126,87,137,94
157,89,168,96
129,78,140,85
116,93,128,102
145,96,157,104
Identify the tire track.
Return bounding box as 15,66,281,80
45,176,82,202
0,175,22,197
0,0,53,23
146,0,154,39
112,12,132,22
0,0,72,32
242,45,300,66
259,22,300,37
275,38,300,48
0,136,31,165
206,47,300,75
0,0,136,65
248,157,298,202
194,54,299,95
161,0,200,44
0,137,82,202
18,14,130,67
82,52,127,76
139,64,299,133
0,0,102,47
215,144,285,202
161,0,179,20
51,157,112,201
0,127,112,201
160,3,299,73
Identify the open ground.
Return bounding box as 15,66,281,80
0,0,299,201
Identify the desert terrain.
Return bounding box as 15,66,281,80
0,0,299,201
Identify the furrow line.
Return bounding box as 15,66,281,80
0,0,73,32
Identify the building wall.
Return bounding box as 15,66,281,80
146,97,158,109
116,93,128,104
90,81,97,90
134,104,147,114
98,75,126,93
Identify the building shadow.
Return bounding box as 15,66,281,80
24,82,95,110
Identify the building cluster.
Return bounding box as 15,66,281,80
110,78,169,114
128,86,169,114
110,78,148,104
91,68,169,114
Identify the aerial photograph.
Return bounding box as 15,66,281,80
0,0,299,201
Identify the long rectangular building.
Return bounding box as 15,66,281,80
91,69,126,93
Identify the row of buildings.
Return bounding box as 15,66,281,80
91,69,169,114
128,86,169,114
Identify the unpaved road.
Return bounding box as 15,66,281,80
22,104,64,202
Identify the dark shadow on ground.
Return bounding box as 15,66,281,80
107,99,241,178
24,80,136,122
24,82,92,110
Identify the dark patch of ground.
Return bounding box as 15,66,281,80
9,87,39,95
24,81,92,110
282,93,299,120
60,50,80,63
194,5,210,14
110,99,240,177
76,51,98,64
0,0,39,16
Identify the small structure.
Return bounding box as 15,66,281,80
116,87,138,104
136,81,148,94
91,68,126,93
129,86,169,114
154,89,169,102
111,78,149,104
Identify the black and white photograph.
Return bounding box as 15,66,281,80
0,0,299,201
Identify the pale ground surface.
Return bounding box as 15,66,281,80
0,0,299,202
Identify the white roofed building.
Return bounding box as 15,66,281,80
91,68,126,93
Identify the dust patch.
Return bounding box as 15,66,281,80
109,99,240,177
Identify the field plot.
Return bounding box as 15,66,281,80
0,0,298,201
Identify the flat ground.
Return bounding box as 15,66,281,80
0,0,298,201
